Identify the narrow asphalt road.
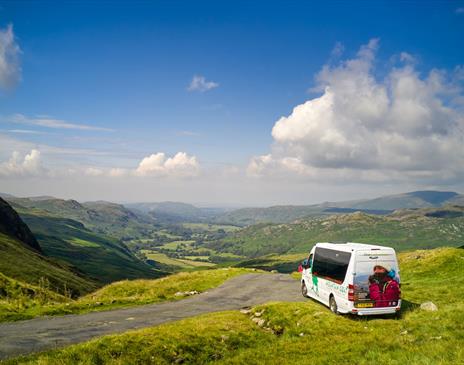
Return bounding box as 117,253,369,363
0,273,304,360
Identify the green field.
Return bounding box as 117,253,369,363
159,240,196,250
142,250,216,268
8,247,464,364
183,223,241,233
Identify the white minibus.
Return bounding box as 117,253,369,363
300,242,401,315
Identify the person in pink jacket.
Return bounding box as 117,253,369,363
368,265,400,307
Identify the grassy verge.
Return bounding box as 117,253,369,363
0,268,255,322
6,247,463,364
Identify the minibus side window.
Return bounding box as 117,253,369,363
312,248,351,283
304,254,313,269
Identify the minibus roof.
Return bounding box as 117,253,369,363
313,242,395,253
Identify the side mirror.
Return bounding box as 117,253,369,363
302,259,309,269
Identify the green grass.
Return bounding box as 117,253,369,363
7,247,463,364
67,237,100,247
0,232,97,297
236,253,306,273
176,258,216,267
160,240,196,250
0,273,70,322
0,268,253,322
142,250,194,268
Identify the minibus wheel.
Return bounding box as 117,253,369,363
301,281,308,297
329,295,338,314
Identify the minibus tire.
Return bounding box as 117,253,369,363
329,295,338,314
301,281,309,298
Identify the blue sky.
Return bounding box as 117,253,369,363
0,1,463,205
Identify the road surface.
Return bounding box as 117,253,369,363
0,273,304,360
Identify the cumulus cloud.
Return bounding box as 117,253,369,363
187,75,219,92
84,167,104,177
135,152,199,177
3,114,113,131
0,149,45,177
331,41,345,58
0,24,21,90
249,39,464,184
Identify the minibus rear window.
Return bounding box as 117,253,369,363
312,248,351,283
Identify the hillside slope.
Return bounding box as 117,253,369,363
209,206,464,257
126,201,220,223
9,247,464,365
0,199,96,296
5,197,158,240
12,205,165,284
0,231,97,296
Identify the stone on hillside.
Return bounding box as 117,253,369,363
420,301,438,311
240,308,251,314
251,317,266,326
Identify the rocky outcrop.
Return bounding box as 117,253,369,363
0,198,42,252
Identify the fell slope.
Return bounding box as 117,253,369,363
8,247,464,365
0,232,97,296
13,205,165,284
209,206,464,257
5,197,158,240
0,199,96,296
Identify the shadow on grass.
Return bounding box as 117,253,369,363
303,296,420,321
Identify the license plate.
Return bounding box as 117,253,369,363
356,302,374,308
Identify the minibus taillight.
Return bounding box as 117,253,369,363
348,284,355,301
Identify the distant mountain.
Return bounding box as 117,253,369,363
125,201,221,223
0,199,97,296
335,190,461,210
207,205,464,257
5,196,159,240
214,190,464,226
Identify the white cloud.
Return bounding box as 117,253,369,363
399,52,416,64
3,113,113,131
0,149,45,177
84,167,104,177
249,39,464,184
187,75,219,92
135,152,199,177
331,41,344,58
0,24,21,90
109,168,129,177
